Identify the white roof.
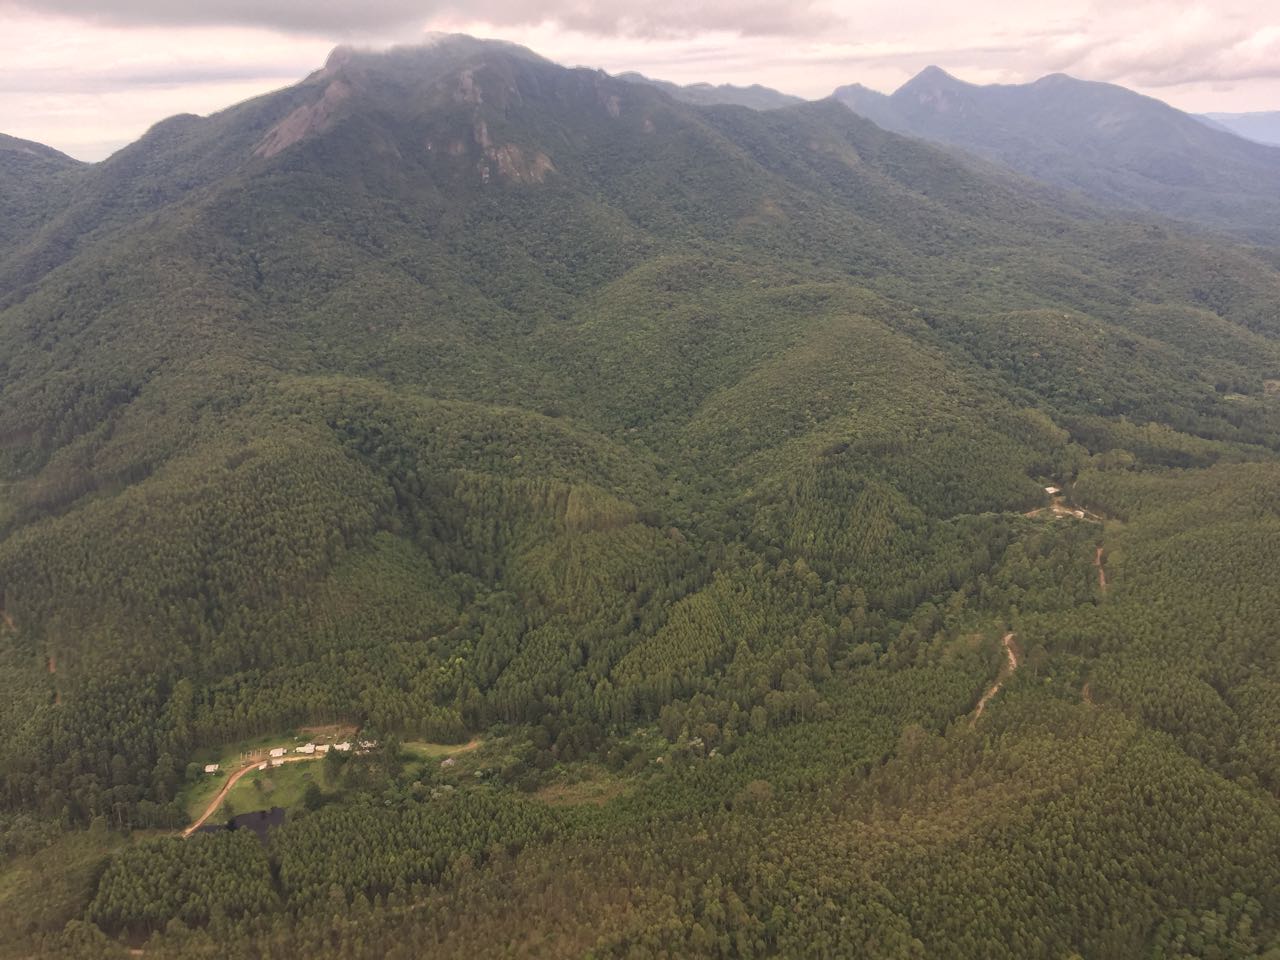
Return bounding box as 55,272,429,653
203,763,220,773
270,758,285,767
316,744,331,753
296,743,316,754
333,742,352,751
269,747,286,757
1044,486,1061,494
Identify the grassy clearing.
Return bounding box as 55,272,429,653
401,738,481,761
221,761,331,817
181,772,229,822
534,766,632,807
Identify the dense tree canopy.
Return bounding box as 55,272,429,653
0,35,1278,960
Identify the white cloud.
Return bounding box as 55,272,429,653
2,0,838,37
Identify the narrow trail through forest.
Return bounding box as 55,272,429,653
47,650,61,705
1095,546,1107,594
182,755,318,837
973,632,1019,722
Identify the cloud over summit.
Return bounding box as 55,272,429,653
2,0,838,37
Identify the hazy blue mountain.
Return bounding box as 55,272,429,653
833,67,1280,243
1200,110,1280,146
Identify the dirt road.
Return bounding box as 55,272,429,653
1095,546,1107,594
182,754,318,837
973,632,1019,721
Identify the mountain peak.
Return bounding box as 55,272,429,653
900,65,964,91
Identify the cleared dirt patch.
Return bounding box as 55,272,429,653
1028,492,1106,524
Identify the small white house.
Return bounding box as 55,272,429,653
333,742,352,752
296,743,316,755
440,757,456,768
269,747,286,758
203,763,220,774
315,744,331,754
1044,486,1061,495
270,758,285,767
257,762,267,771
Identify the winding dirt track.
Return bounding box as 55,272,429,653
1095,546,1108,594
182,755,318,837
973,632,1019,722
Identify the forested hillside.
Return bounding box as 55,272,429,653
1,35,1278,959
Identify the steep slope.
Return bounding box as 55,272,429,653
0,134,82,257
834,67,1280,243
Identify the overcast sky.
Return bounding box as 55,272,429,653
2,0,1278,161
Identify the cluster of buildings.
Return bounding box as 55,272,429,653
199,738,377,776
269,740,354,758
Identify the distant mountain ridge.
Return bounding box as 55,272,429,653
617,72,804,110
1199,111,1280,146
833,67,1280,243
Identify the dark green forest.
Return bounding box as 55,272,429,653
1,36,1278,959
